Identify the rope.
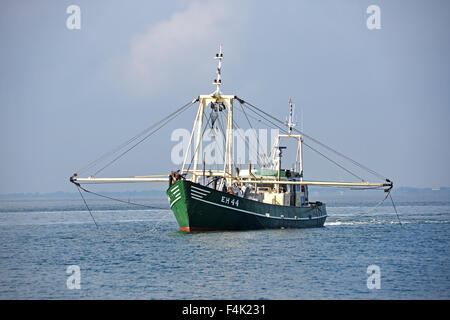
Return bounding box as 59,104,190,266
76,183,169,210
237,100,364,181
238,97,388,181
218,109,239,172
389,193,402,226
77,98,198,176
211,111,227,171
359,189,391,216
236,101,263,167
184,111,214,174
337,188,401,226
232,118,262,168
76,185,99,228
93,100,196,176
302,141,365,182
237,101,291,165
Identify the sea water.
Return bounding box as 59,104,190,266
0,195,449,299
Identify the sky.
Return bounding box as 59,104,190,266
0,0,449,194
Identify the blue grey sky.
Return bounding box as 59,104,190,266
0,0,449,193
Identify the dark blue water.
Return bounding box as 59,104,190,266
0,195,449,299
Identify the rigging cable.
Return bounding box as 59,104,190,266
358,190,402,226
236,96,401,225
232,118,262,168
212,111,227,172
184,111,214,174
360,189,391,216
93,99,197,176
236,100,263,167
389,193,402,226
239,99,365,182
237,97,388,181
72,99,198,224
76,184,99,228
75,183,169,210
77,98,198,176
302,141,365,182
218,109,239,173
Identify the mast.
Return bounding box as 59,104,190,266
279,99,303,179
182,44,234,184
192,98,206,181
212,44,233,184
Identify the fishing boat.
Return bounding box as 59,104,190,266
70,45,393,231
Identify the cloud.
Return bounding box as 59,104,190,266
110,0,247,99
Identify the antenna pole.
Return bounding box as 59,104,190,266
285,98,296,135
213,44,223,96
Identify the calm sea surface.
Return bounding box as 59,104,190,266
0,194,449,299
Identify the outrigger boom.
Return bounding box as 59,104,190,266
70,175,392,190
70,176,169,183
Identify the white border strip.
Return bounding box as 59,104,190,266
191,190,207,198
191,186,211,194
191,197,327,221
192,191,208,195
170,195,181,208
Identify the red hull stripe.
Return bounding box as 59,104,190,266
180,227,222,232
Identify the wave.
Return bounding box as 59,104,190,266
325,219,450,226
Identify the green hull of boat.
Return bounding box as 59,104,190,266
167,180,327,232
